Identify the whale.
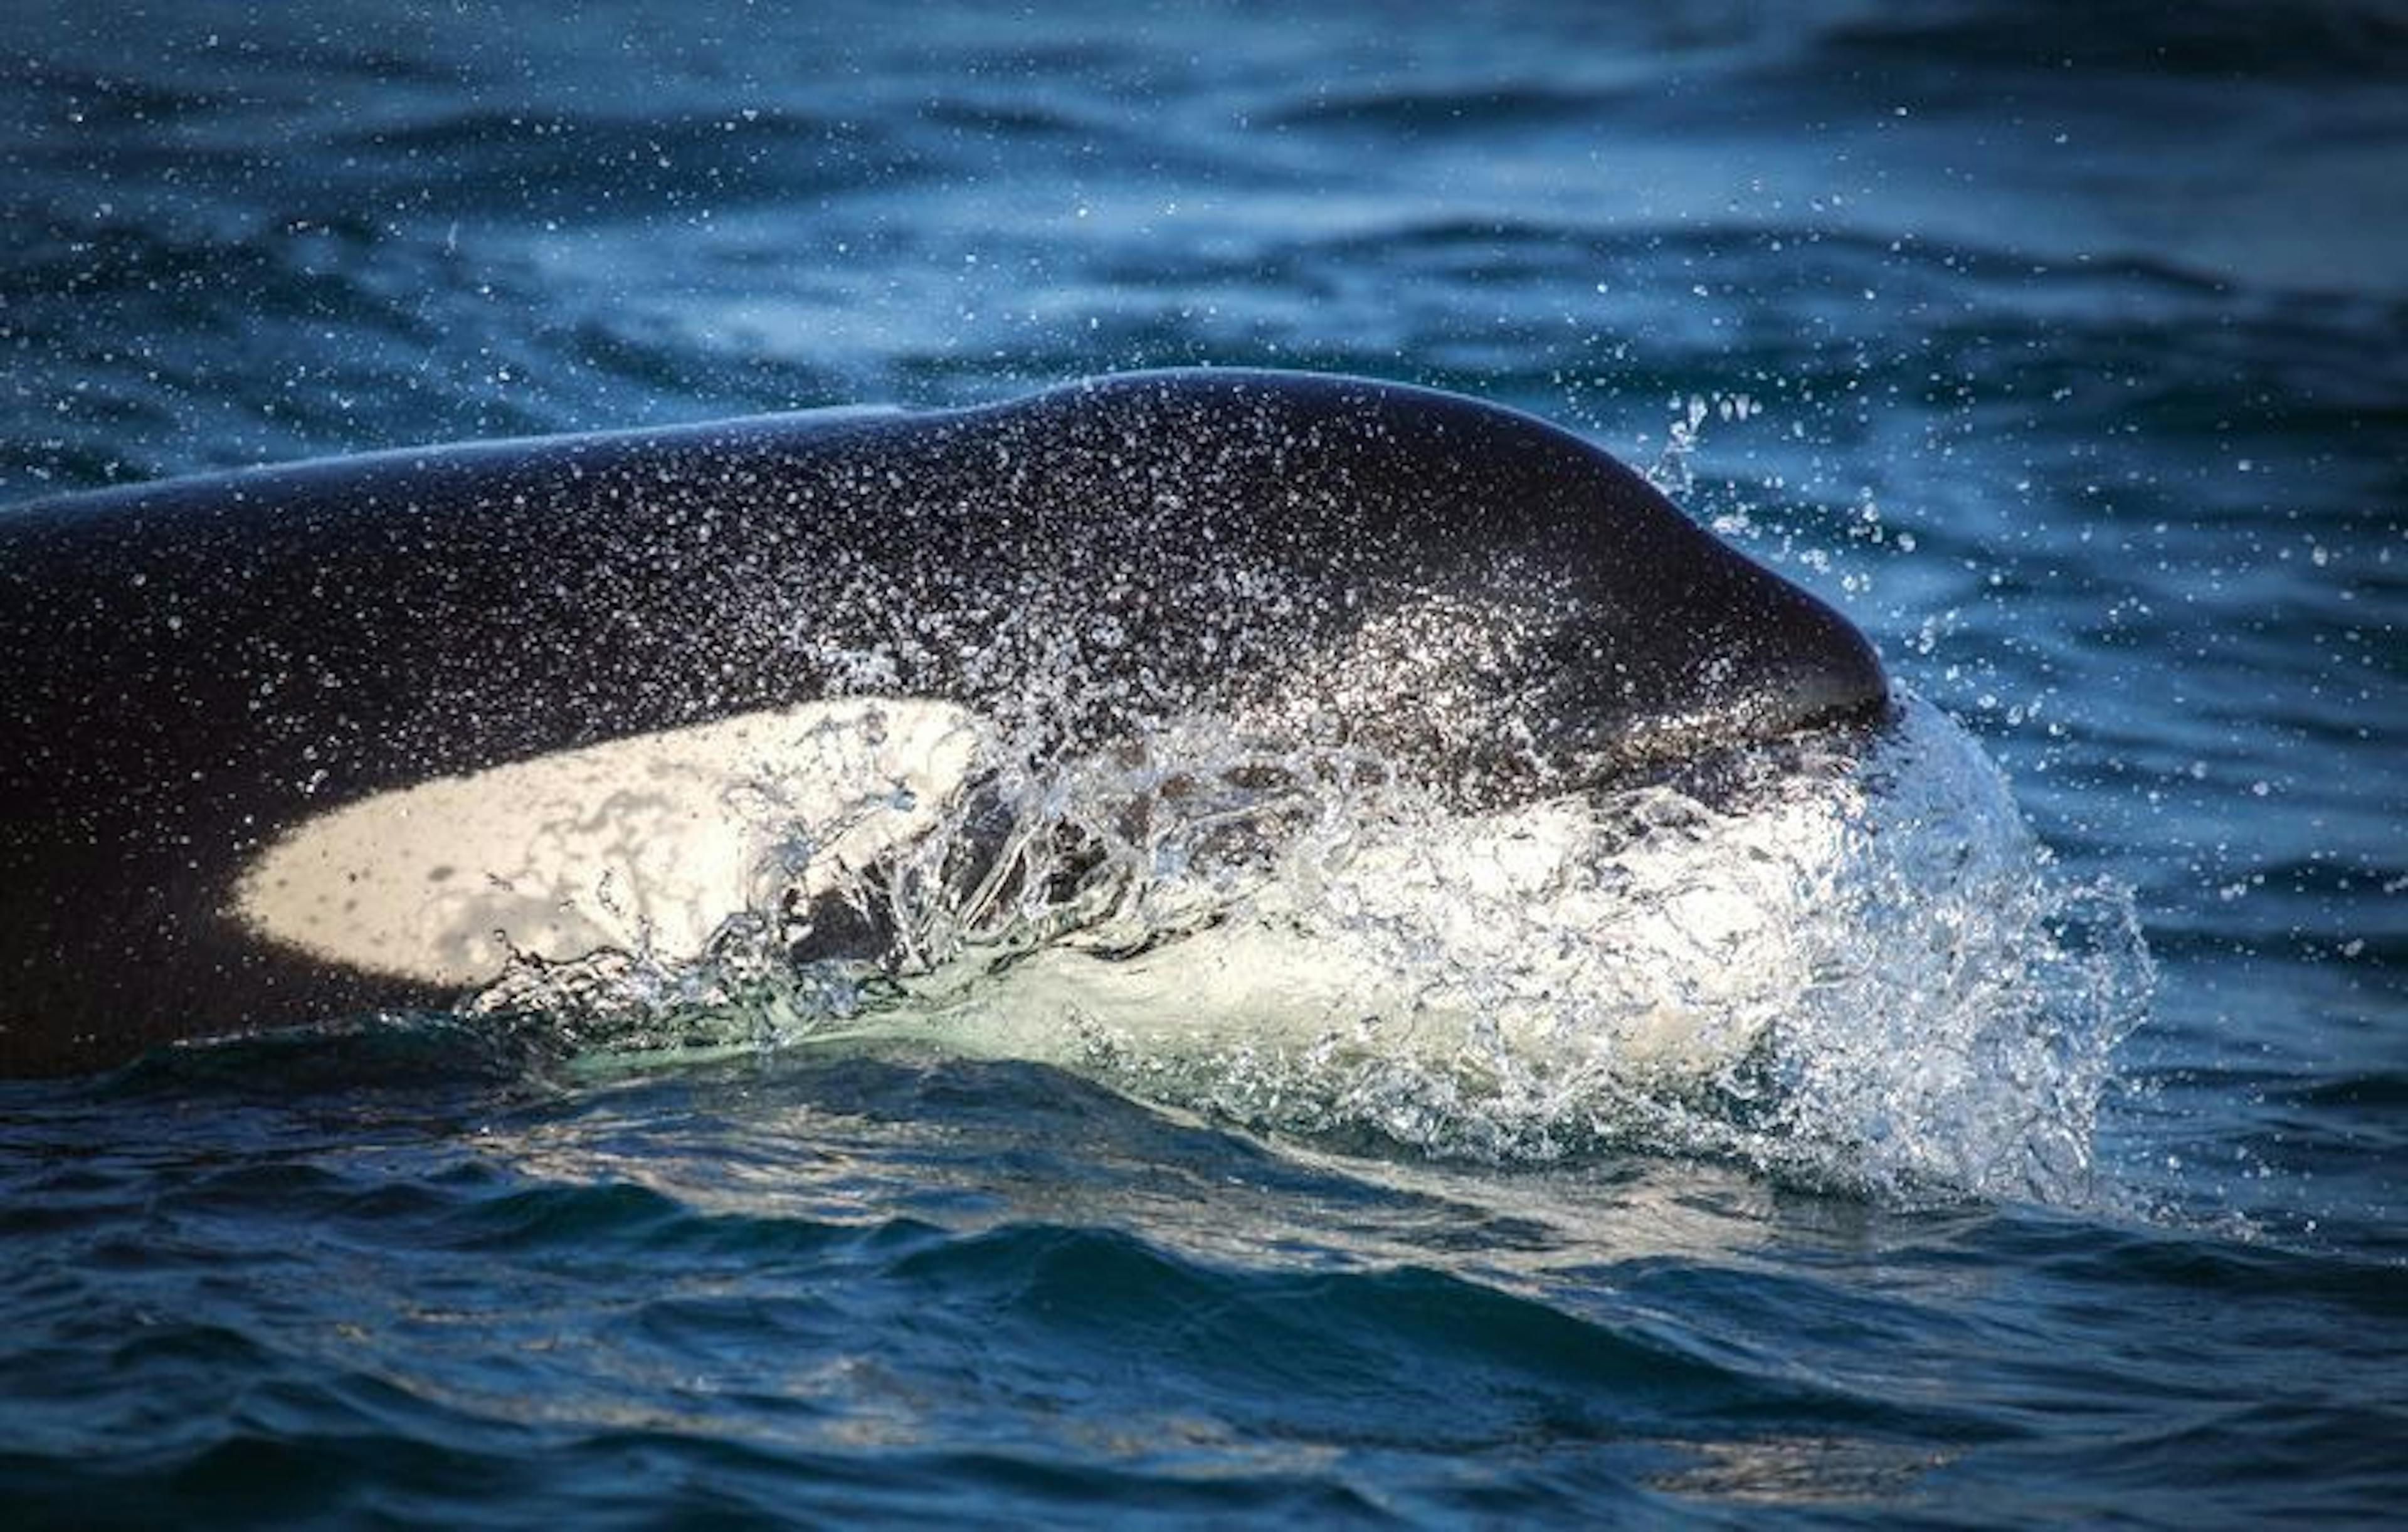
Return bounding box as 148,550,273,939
0,369,1886,1079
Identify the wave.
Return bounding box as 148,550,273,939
1819,0,2408,82
457,693,2150,1203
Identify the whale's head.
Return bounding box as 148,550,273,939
1523,457,1892,788
1046,372,1891,803
0,367,1893,1079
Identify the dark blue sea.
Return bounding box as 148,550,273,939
3,1,2403,1524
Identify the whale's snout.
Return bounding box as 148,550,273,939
1535,460,1893,779
1728,564,1891,737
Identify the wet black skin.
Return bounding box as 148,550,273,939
0,369,1886,1077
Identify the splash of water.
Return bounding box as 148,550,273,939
467,693,2150,1204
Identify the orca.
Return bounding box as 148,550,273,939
0,369,1886,1078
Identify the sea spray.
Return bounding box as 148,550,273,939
469,692,2149,1203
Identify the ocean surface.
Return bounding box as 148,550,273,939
3,1,2404,1525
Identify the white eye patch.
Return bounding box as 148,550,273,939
231,699,981,985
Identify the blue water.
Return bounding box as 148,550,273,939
4,1,2405,1524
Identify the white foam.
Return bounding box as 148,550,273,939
426,691,2147,1202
